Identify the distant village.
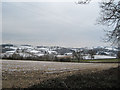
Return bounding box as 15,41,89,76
0,44,119,61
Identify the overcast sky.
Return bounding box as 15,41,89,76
2,1,110,48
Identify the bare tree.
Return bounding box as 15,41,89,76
98,0,120,46
72,50,84,62
78,0,120,46
88,49,96,59
78,0,120,58
98,0,120,59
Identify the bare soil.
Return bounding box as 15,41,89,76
1,60,119,88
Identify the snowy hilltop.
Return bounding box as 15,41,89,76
0,44,118,61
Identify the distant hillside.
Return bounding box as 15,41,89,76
0,44,118,60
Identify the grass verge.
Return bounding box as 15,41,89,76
72,59,120,63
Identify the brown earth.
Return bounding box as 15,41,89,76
1,60,119,88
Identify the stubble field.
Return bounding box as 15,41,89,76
1,60,119,88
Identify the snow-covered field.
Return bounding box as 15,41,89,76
84,55,116,59
94,55,116,59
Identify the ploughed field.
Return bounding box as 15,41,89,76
1,60,119,88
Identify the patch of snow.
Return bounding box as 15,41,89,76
34,53,44,56
84,55,116,59
94,55,116,59
57,55,66,57
64,53,72,56
20,46,33,49
30,50,40,53
37,48,49,51
48,51,57,54
6,50,15,53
